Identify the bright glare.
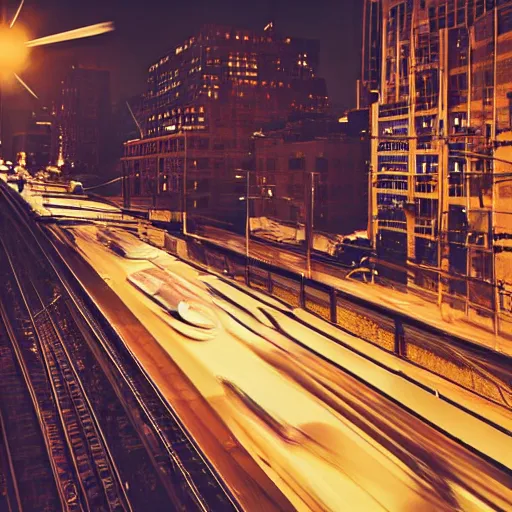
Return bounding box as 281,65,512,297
14,73,38,99
10,0,25,28
26,21,114,48
0,26,29,74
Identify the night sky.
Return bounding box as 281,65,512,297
5,0,362,139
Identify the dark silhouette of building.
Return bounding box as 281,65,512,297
12,108,57,171
359,0,382,108
251,114,369,236
368,0,512,335
122,23,329,225
58,66,112,176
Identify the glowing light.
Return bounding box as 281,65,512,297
14,73,38,98
26,21,114,48
10,0,25,29
0,26,30,73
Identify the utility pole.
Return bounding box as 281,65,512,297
182,129,188,235
305,172,316,280
492,4,499,337
244,170,251,286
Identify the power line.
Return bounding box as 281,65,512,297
83,176,123,191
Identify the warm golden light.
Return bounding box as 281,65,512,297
14,72,38,98
0,25,29,74
10,0,25,29
26,21,114,48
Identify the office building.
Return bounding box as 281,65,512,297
359,0,382,108
122,23,329,225
58,66,112,176
368,0,512,334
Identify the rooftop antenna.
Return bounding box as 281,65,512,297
126,100,143,139
264,0,276,33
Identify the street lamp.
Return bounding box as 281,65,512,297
0,0,114,157
235,170,251,283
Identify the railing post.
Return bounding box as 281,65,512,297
330,288,337,324
300,273,306,308
394,318,405,356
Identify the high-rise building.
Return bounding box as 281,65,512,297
58,66,112,176
122,23,329,225
359,0,382,108
368,0,512,335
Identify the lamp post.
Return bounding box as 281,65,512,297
234,169,251,284
0,0,114,158
182,129,188,235
305,172,317,280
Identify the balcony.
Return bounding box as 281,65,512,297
415,217,437,237
377,219,407,232
414,174,438,194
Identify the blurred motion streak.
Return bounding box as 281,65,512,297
67,225,512,512
26,21,115,47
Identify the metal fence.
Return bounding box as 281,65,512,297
165,233,512,410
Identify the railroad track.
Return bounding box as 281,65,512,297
0,311,62,512
0,243,85,511
0,183,240,511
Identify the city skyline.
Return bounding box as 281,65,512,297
3,0,363,162
6,0,362,108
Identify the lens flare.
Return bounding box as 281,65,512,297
10,0,25,28
26,21,114,48
14,73,38,99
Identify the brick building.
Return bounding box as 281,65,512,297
121,23,329,226
368,0,512,335
251,114,369,236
